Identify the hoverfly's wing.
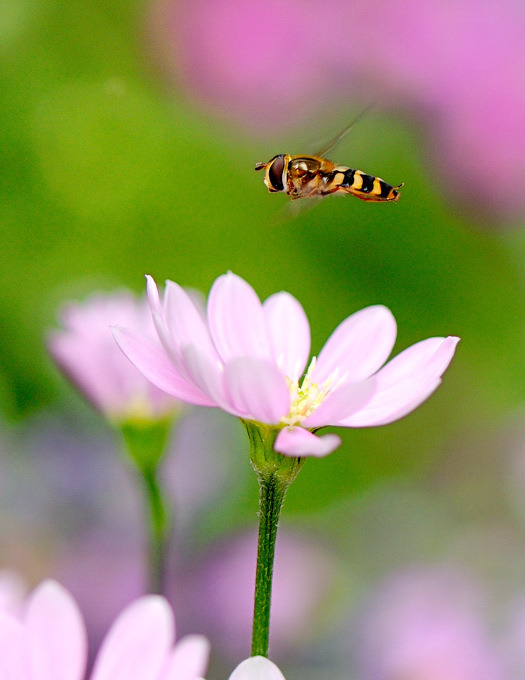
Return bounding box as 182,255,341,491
314,103,375,158
283,194,324,219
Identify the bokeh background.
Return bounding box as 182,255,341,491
2,0,525,678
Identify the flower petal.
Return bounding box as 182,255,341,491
112,326,215,406
341,336,460,427
228,656,287,680
179,344,230,410
207,272,272,363
91,596,173,680
163,280,219,363
223,357,291,423
313,305,397,383
275,427,341,458
25,581,86,680
263,292,310,380
302,377,376,428
0,613,27,680
162,634,210,680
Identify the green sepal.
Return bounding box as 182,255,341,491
243,420,304,486
119,415,174,474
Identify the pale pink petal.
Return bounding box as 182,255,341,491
275,427,341,458
162,635,210,680
91,596,173,680
112,327,215,406
0,613,27,680
164,281,219,363
341,336,460,427
302,377,376,428
146,275,171,351
207,272,272,363
25,581,86,680
347,380,444,427
146,276,195,378
263,292,310,380
179,345,229,410
313,306,397,383
223,357,291,423
228,656,287,680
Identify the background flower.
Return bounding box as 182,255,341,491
0,579,210,680
48,291,179,422
354,568,508,680
153,0,525,218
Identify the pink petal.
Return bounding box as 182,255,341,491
207,272,272,363
341,336,460,427
302,378,376,428
25,581,86,680
263,292,310,380
228,656,287,680
162,635,210,680
275,427,341,458
313,306,397,383
91,596,173,680
112,326,216,406
0,613,27,680
146,275,172,354
163,280,219,363
223,357,291,423
179,344,233,411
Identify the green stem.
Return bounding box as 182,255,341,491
140,466,170,594
243,421,304,658
251,471,288,657
120,417,174,595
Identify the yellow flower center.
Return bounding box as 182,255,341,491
280,357,344,427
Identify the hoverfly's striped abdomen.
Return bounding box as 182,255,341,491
331,166,402,202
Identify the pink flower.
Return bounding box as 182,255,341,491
0,571,26,616
0,579,210,680
113,272,459,458
355,568,508,680
229,657,286,680
49,291,180,422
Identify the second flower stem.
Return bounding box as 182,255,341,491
141,466,170,594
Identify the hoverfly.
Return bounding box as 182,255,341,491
255,109,403,203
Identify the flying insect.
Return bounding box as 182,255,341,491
255,111,403,203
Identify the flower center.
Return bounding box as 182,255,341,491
281,357,342,427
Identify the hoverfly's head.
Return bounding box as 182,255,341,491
254,154,287,193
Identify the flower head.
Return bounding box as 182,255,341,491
113,273,459,458
228,656,286,680
49,290,180,423
0,579,210,680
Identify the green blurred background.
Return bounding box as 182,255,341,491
2,0,525,676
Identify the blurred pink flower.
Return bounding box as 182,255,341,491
229,656,286,680
151,0,337,130
49,291,180,422
153,0,525,217
0,579,210,680
0,571,26,615
113,272,459,458
355,568,509,680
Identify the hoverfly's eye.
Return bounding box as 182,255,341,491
268,155,285,192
